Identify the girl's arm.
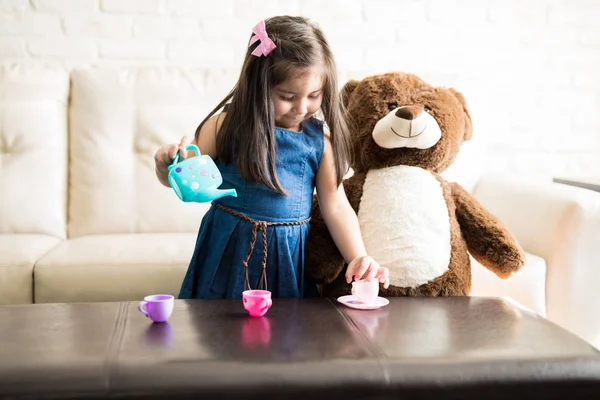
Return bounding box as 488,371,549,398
315,136,390,287
154,113,223,187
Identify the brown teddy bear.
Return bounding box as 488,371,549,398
306,72,526,298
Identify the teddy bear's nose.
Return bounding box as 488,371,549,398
395,105,423,120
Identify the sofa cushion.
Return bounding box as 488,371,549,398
34,233,198,303
68,67,214,237
0,64,69,239
470,251,547,317
0,234,62,305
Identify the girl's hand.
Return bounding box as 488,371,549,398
154,136,192,170
345,255,390,288
154,136,192,186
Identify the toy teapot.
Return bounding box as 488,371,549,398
167,144,237,203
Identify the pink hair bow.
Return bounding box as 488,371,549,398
249,20,276,57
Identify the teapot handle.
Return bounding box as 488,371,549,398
171,144,201,166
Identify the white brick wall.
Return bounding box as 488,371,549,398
0,0,599,180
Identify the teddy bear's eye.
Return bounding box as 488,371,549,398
424,106,431,113
388,103,398,111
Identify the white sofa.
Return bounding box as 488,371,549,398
1,63,599,348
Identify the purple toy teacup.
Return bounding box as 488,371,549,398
138,294,174,323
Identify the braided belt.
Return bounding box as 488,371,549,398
213,202,311,291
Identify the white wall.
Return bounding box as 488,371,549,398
1,0,599,181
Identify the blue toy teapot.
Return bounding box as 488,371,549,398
167,144,237,203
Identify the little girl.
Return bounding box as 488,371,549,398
154,15,390,299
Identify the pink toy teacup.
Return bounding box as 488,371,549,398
138,294,174,323
242,290,272,317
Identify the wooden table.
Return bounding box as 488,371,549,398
1,297,599,399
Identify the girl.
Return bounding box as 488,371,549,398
154,16,390,299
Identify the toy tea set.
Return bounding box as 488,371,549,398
137,144,271,321
137,145,386,323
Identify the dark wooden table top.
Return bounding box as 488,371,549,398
1,297,599,399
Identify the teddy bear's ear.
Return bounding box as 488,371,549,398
448,88,473,141
340,80,360,109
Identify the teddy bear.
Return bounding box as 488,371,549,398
306,72,526,298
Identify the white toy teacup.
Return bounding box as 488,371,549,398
351,279,380,304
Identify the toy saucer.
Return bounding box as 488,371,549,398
337,295,389,310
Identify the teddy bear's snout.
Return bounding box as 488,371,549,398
372,102,441,150
395,105,424,121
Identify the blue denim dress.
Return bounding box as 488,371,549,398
178,118,325,299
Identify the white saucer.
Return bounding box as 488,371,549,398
337,295,389,310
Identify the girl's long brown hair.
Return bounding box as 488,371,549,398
195,15,351,195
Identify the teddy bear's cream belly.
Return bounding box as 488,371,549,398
358,166,451,288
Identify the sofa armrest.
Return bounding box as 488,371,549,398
471,173,600,348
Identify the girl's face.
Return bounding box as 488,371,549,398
272,65,324,132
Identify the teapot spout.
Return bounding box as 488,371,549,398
196,187,237,202
212,188,238,200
